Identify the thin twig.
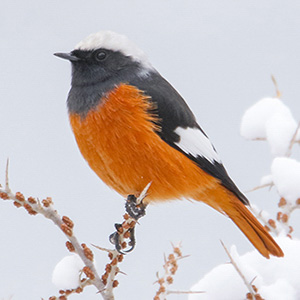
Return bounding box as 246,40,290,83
286,121,300,157
221,241,257,298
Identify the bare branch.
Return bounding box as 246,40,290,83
221,241,257,298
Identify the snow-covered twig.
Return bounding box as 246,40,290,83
221,241,263,300
0,162,109,299
286,121,300,157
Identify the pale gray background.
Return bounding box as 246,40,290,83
0,0,299,299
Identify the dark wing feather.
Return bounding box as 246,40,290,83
130,72,249,205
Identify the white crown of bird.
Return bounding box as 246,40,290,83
75,30,153,70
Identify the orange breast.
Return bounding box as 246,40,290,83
69,84,219,203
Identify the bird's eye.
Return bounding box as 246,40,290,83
94,50,107,61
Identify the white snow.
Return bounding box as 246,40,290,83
260,174,273,186
52,254,84,290
174,127,221,163
271,157,300,204
189,237,300,300
240,97,298,156
75,30,154,71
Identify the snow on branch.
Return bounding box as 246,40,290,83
0,161,151,300
190,80,300,300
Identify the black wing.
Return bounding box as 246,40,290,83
130,71,249,205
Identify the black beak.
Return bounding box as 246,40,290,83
54,52,80,62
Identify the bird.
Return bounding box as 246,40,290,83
55,30,283,258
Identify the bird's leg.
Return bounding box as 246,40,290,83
109,183,150,254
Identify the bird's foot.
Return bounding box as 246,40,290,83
109,183,150,254
125,194,147,220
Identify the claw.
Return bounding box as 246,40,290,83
109,184,150,254
125,194,147,220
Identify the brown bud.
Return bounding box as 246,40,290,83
264,225,270,232
15,192,25,202
105,264,112,273
101,273,108,285
112,280,119,288
58,296,67,300
296,198,300,205
49,297,57,300
278,197,287,207
281,214,288,223
81,243,94,261
158,286,166,293
23,203,37,215
168,254,175,261
42,197,53,207
255,294,264,300
173,247,182,257
268,219,276,228
166,276,173,284
170,266,178,275
66,241,75,252
123,213,129,220
246,292,253,300
252,285,258,293
121,241,127,249
75,287,83,293
117,254,124,262
289,226,294,234
111,258,118,266
27,197,37,204
13,201,22,208
59,290,65,294
65,290,72,295
0,192,9,200
61,223,73,236
62,216,74,228
158,278,164,285
83,266,95,279
108,252,113,260
277,212,283,221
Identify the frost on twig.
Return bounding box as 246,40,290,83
153,243,203,300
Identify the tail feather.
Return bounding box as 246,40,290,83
225,199,283,258
197,187,284,258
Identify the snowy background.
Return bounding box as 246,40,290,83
1,1,300,299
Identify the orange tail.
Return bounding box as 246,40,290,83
197,187,284,258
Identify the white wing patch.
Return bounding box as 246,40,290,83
75,30,154,71
174,127,221,163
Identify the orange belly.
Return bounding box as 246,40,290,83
69,84,219,203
